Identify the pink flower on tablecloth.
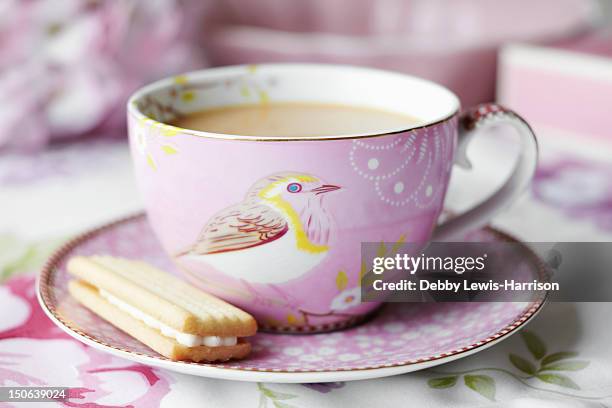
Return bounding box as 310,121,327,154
0,338,174,407
0,352,46,387
66,352,174,407
0,276,65,339
0,275,174,406
533,159,612,231
302,382,345,393
0,0,207,151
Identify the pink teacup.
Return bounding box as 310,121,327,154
127,64,537,332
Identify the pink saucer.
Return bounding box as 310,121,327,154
38,214,545,382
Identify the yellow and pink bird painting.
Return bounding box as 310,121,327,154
176,172,341,285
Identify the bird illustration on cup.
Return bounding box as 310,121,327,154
175,172,341,305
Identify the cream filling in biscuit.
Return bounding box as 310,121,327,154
99,289,237,347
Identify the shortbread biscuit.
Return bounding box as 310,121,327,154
66,256,256,362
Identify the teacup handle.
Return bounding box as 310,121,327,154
432,103,538,241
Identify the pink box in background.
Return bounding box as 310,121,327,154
497,30,612,142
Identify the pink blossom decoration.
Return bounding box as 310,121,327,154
0,0,207,151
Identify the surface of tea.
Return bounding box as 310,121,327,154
172,102,421,137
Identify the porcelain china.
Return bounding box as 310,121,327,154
38,214,546,383
127,64,538,330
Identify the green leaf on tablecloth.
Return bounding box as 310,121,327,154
258,393,266,408
262,388,276,399
273,402,297,408
257,383,273,397
521,330,546,360
536,374,580,389
541,351,579,366
428,376,457,389
541,361,589,372
257,383,297,406
509,354,537,375
0,235,63,282
464,375,496,401
269,391,297,400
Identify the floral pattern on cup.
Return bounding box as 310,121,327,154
330,287,361,311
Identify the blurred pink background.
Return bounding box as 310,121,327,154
0,0,209,150
0,0,609,151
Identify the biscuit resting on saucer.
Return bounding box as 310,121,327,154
67,256,257,362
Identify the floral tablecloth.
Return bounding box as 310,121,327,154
1,126,612,407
